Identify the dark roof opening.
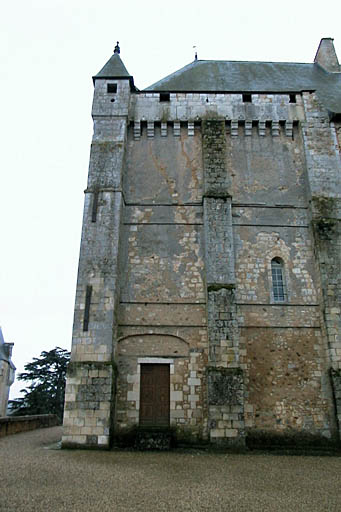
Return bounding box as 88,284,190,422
160,92,170,102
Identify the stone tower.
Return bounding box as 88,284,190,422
0,328,15,416
63,39,341,449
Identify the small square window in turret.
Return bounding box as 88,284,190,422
107,83,117,93
242,93,252,103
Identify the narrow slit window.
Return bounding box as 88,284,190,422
83,285,92,331
91,190,99,223
243,93,252,103
107,83,117,93
271,258,286,302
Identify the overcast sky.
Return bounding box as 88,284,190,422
1,0,341,399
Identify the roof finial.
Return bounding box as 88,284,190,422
114,41,120,54
193,45,197,61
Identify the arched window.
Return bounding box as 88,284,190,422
271,258,287,302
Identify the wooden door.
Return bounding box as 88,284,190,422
140,364,170,428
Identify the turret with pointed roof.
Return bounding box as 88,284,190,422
63,41,134,449
93,42,135,89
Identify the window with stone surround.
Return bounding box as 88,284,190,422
271,258,287,302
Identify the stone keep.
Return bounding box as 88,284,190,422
62,39,341,449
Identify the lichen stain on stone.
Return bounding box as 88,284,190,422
180,135,201,202
312,196,338,240
174,206,193,224
132,207,153,224
173,228,204,301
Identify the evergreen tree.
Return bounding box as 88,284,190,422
9,347,70,422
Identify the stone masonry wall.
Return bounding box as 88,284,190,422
302,93,341,438
207,289,239,366
244,327,333,439
204,198,235,288
229,113,336,442
131,92,305,124
63,362,114,448
203,120,230,197
207,368,244,442
113,125,208,442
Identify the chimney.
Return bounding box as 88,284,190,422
314,38,340,72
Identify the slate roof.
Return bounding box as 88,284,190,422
145,60,341,115
93,53,135,89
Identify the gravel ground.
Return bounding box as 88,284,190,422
1,427,341,511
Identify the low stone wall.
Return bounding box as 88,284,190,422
0,414,59,437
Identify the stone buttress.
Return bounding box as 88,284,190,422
302,92,341,438
62,55,131,448
202,120,245,446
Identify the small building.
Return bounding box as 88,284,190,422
62,38,341,449
0,328,15,416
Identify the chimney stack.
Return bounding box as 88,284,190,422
314,38,340,72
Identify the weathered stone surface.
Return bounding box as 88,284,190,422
62,362,115,449
204,198,235,287
207,368,243,406
202,120,230,197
